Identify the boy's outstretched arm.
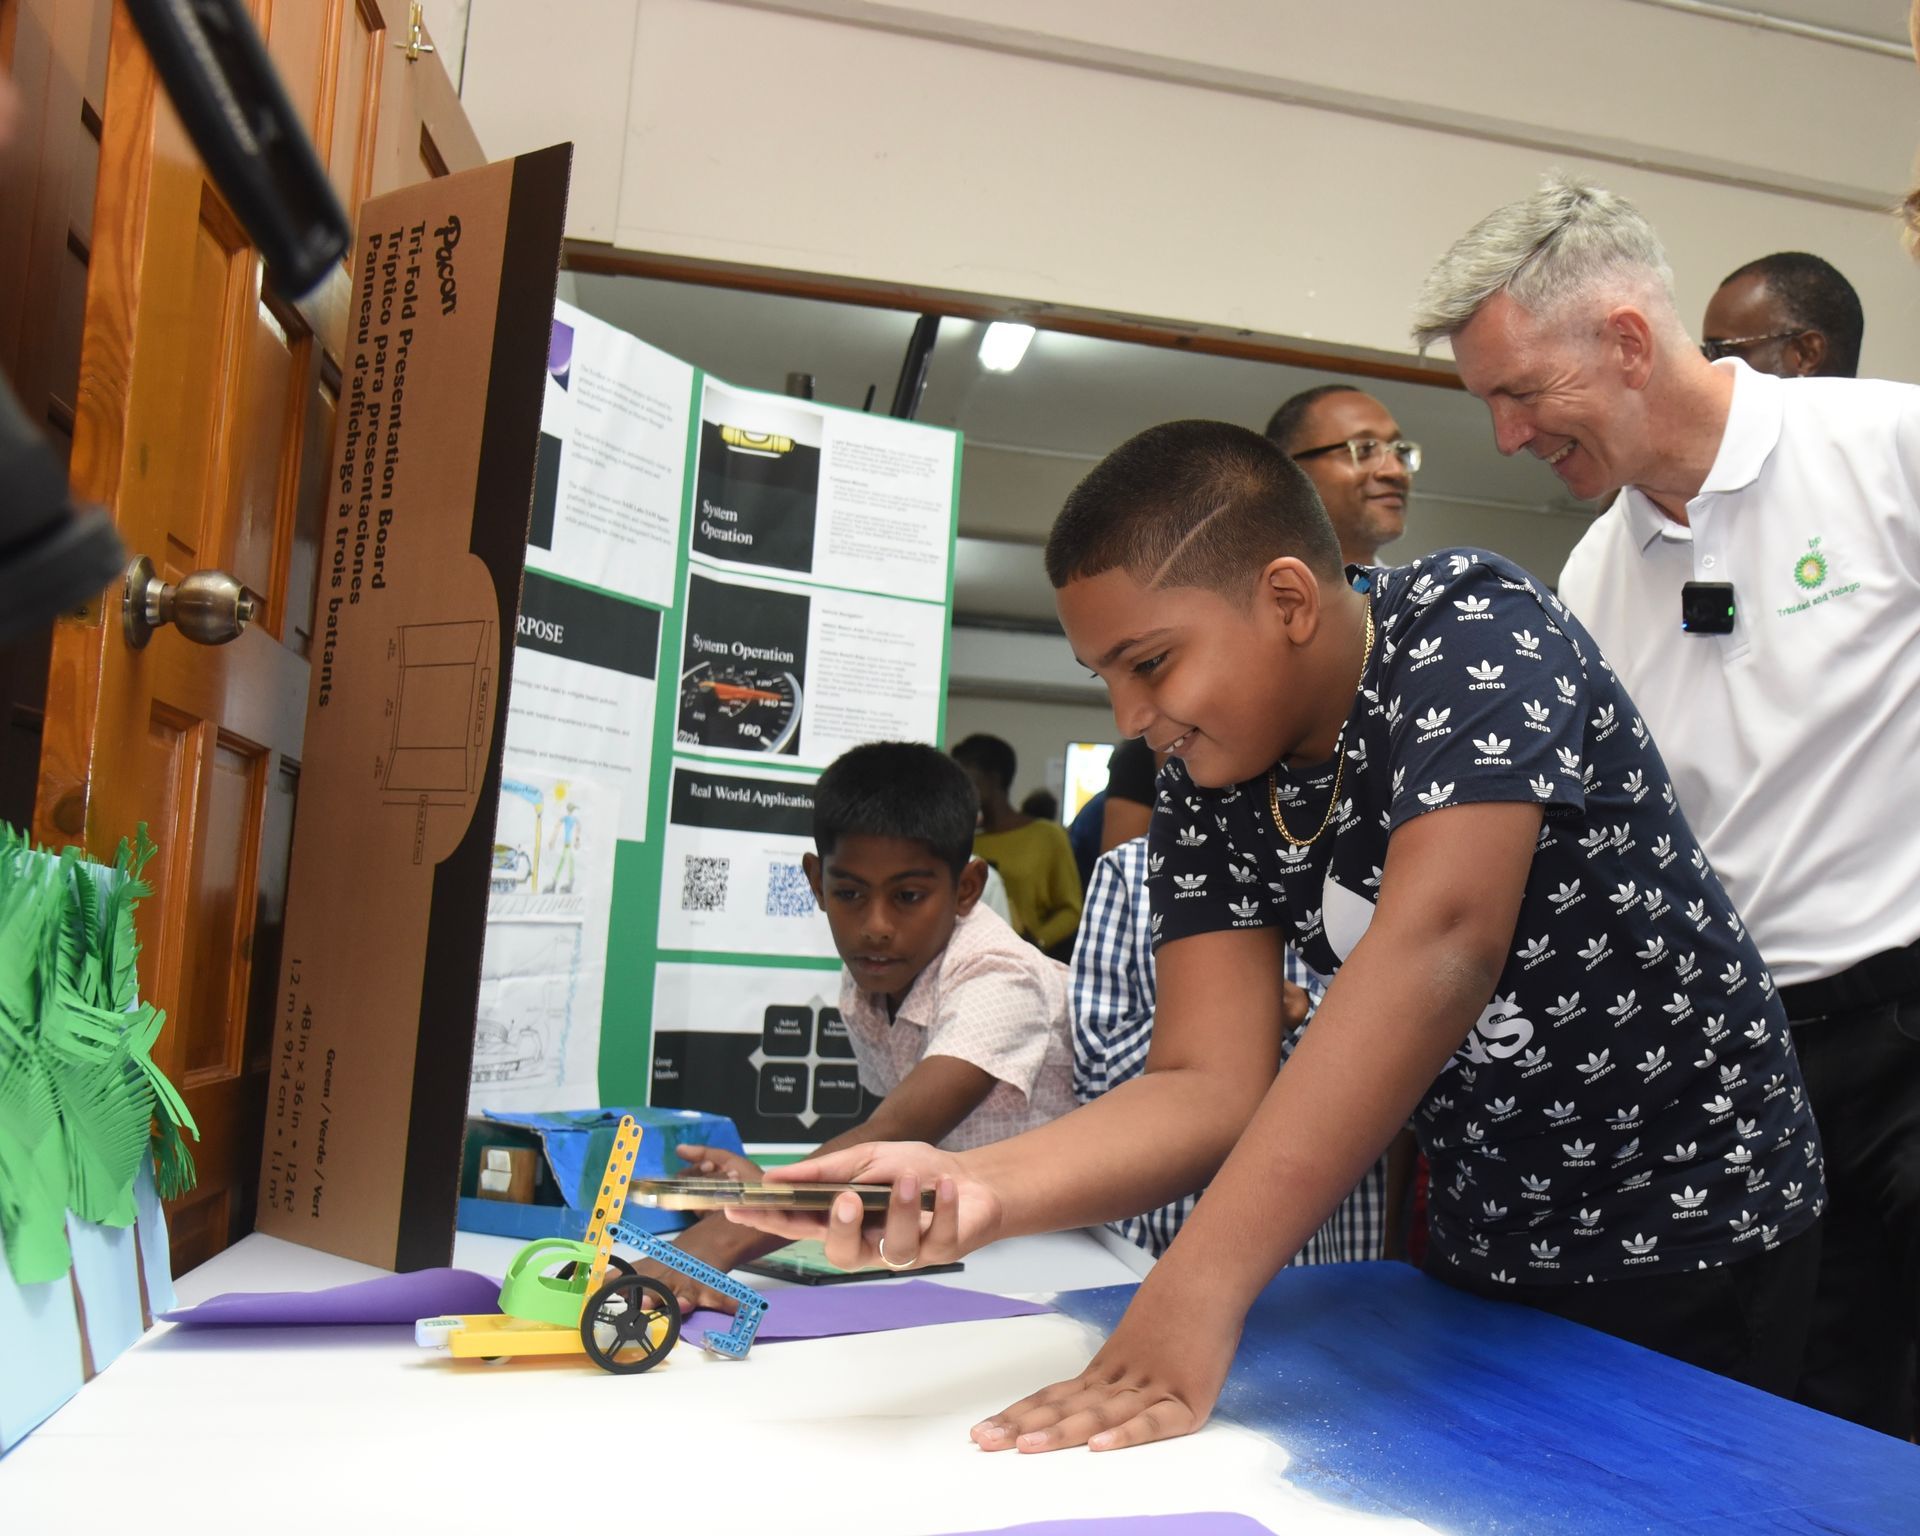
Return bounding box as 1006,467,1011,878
973,799,1540,1454
725,921,1295,1265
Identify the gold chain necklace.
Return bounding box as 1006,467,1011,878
1267,601,1375,848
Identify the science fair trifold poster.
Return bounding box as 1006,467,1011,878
473,301,959,1152
261,145,570,1271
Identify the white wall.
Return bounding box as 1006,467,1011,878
947,620,1089,695
418,0,470,85
459,0,1920,381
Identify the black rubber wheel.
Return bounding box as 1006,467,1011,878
581,1274,680,1375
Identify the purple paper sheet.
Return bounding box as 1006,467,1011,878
162,1270,1047,1342
936,1519,1276,1536
160,1268,502,1327
685,1279,1049,1343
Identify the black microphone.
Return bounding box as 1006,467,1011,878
123,0,351,299
0,374,124,649
2,0,353,646
1680,581,1736,635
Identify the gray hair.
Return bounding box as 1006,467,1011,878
1411,172,1678,350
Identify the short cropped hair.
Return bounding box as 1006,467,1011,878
950,733,1017,795
1412,172,1677,350
813,742,978,878
1719,252,1863,378
1264,384,1364,454
1045,420,1345,597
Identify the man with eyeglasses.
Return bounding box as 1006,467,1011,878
1264,385,1420,566
1701,252,1863,380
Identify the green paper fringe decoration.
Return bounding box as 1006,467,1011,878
0,823,199,1284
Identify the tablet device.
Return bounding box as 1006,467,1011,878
629,1177,937,1213
742,1239,963,1286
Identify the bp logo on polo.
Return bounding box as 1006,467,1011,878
1777,534,1860,619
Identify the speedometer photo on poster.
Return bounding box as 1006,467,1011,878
676,571,810,756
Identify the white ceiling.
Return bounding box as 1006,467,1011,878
569,271,1599,619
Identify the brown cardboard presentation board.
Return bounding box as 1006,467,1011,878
256,145,571,1270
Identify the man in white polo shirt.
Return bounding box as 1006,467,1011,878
1413,172,1920,1439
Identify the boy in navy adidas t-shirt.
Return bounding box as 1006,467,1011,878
1143,548,1819,1287
724,420,1823,1458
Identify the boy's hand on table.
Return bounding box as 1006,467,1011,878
722,1141,1002,1271
971,1276,1239,1454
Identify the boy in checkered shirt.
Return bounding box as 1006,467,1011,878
1072,836,1393,1263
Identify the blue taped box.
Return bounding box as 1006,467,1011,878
456,1106,743,1240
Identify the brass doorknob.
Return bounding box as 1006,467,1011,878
122,555,257,649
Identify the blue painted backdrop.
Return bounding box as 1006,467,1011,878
1054,1262,1920,1534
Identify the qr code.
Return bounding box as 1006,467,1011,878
681,855,729,913
765,861,816,918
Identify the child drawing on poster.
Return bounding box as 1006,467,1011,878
544,799,582,894
473,772,617,1111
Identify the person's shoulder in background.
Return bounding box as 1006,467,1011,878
976,860,1012,925
1067,790,1106,888
1105,737,1158,807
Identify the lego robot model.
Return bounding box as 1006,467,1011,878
415,1115,768,1374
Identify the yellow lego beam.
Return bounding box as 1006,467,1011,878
581,1115,642,1291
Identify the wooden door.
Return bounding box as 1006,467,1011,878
31,0,481,1275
